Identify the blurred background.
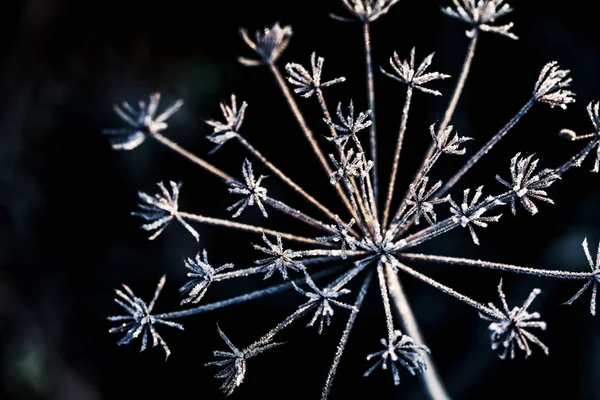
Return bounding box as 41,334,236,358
2,0,600,399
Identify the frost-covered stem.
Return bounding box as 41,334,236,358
236,135,348,229
215,266,267,281
268,63,359,224
400,253,592,279
321,272,373,400
385,266,450,400
438,97,537,197
399,191,513,249
363,22,379,203
411,33,479,193
378,263,396,343
296,249,366,258
393,261,495,317
263,197,336,234
178,211,330,247
383,86,414,229
330,256,375,291
258,303,314,343
351,134,379,228
151,132,232,181
555,137,600,175
155,268,338,320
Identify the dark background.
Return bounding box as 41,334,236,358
2,0,600,399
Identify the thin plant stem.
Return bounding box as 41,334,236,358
400,253,592,279
385,267,450,400
156,267,339,320
268,63,359,224
377,263,395,342
263,197,336,234
383,86,414,228
321,271,373,400
363,22,379,203
556,137,600,175
178,211,331,247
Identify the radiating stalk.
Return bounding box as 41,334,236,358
383,86,414,228
400,253,592,279
378,263,395,342
321,272,373,400
385,267,450,400
556,137,600,175
263,197,336,234
178,211,330,247
363,22,379,203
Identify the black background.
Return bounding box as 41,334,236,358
2,0,600,399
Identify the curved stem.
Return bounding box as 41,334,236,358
385,266,451,400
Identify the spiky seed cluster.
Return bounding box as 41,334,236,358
206,326,282,396
239,22,293,67
564,238,600,315
332,0,401,22
206,94,247,153
131,181,199,241
180,250,234,305
496,153,560,215
103,93,183,150
107,276,184,360
364,330,430,385
405,177,450,225
286,53,346,98
481,281,548,359
449,186,503,245
325,101,373,147
316,215,358,259
329,148,373,194
430,123,472,155
253,233,305,280
380,48,450,96
227,159,269,218
441,0,517,39
533,62,576,109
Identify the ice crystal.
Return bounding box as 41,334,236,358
380,48,450,96
107,276,184,360
481,280,548,359
102,1,600,398
104,92,183,150
180,250,234,305
227,159,269,218
363,330,430,385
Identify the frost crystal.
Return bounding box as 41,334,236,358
104,92,183,150
441,0,517,39
481,280,548,360
131,181,199,241
180,250,234,305
227,159,269,218
107,276,184,360
206,94,247,153
286,53,346,98
564,238,600,316
533,62,576,109
405,177,450,225
364,330,430,385
253,233,305,280
496,153,560,215
239,22,293,67
449,186,503,245
380,48,450,96
316,215,357,259
325,101,373,147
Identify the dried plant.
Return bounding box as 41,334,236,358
102,1,600,399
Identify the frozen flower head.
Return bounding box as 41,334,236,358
449,186,503,245
430,123,472,155
481,280,548,360
180,250,234,305
325,101,373,147
442,0,517,39
107,275,184,360
564,238,600,315
285,53,346,98
332,0,400,23
533,62,576,109
205,94,247,153
131,181,199,241
238,22,292,67
329,148,373,194
364,330,430,385
316,215,357,259
103,92,183,150
405,177,450,225
206,326,282,396
496,153,560,215
227,159,269,218
253,233,305,280
292,273,354,334
381,48,451,96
